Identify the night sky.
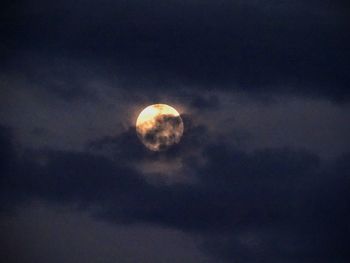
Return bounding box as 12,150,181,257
1,1,350,262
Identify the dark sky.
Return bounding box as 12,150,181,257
1,1,350,262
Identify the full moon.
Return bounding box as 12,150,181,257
136,104,184,151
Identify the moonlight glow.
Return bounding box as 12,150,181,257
136,104,184,151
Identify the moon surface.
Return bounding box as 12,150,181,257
136,104,184,151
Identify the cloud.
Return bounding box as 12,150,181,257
137,114,184,151
0,125,15,174
1,123,349,262
1,1,349,262
2,0,349,102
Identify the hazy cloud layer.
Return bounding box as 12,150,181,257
1,124,349,262
2,0,350,101
1,1,349,262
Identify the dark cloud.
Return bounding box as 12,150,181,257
88,113,208,160
0,125,15,174
1,124,349,262
189,94,220,110
1,1,349,262
0,125,21,212
137,114,183,151
2,0,350,102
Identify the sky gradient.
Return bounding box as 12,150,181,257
1,1,350,262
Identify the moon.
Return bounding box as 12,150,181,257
136,104,184,151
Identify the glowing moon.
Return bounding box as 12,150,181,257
136,104,184,151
